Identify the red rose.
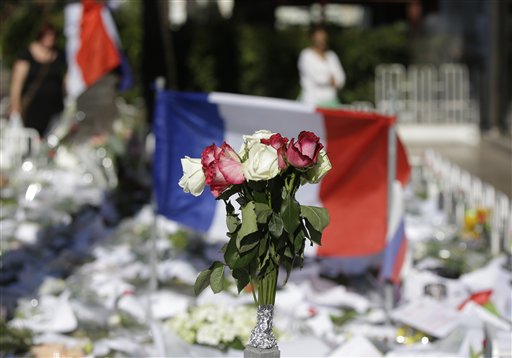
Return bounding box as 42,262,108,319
201,142,245,197
286,131,323,168
261,133,289,170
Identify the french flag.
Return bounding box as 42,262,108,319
380,181,408,283
64,0,132,100
153,91,410,260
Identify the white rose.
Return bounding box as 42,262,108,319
243,142,280,181
178,157,206,196
239,130,274,158
303,149,332,184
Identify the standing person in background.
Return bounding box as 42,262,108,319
9,23,67,136
298,25,345,106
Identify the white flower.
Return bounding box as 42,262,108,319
243,142,280,181
240,130,274,158
303,148,332,184
220,325,238,342
166,304,259,347
178,156,206,196
196,324,222,346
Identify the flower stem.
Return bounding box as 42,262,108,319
250,279,258,305
257,269,278,305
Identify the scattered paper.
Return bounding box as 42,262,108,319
329,335,382,357
391,297,461,338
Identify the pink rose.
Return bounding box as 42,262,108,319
286,131,323,168
260,133,289,170
201,144,221,169
201,142,245,197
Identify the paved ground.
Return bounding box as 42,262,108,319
405,135,512,197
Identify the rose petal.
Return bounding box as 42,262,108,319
201,144,222,169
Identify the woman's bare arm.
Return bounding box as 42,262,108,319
9,60,30,115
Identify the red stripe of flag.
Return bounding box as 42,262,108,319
76,0,121,87
316,108,410,257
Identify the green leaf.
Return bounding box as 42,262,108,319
237,202,258,245
269,180,284,211
261,255,276,276
239,232,260,253
293,229,306,253
220,243,228,254
301,206,329,232
304,218,322,245
282,256,293,285
258,234,268,257
236,196,246,207
269,243,279,265
281,194,301,235
269,214,284,238
260,250,271,270
226,214,240,234
194,269,212,296
224,238,239,268
210,262,225,294
225,200,235,214
283,246,294,259
233,246,259,269
247,180,266,192
276,235,287,250
233,268,250,293
255,202,272,224
252,190,268,204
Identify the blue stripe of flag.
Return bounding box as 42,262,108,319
152,91,224,232
381,219,406,280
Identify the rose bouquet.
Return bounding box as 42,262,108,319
179,130,331,350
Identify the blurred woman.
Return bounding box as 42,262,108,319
9,23,67,136
298,26,345,106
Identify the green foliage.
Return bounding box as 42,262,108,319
194,269,212,296
237,25,308,99
193,167,330,305
300,205,329,232
111,1,143,102
331,23,410,103
0,319,33,356
210,262,225,294
237,201,258,244
194,261,225,295
175,22,409,104
0,2,65,67
330,309,358,326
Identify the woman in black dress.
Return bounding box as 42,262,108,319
9,23,66,136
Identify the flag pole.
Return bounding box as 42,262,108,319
145,77,167,357
384,90,398,322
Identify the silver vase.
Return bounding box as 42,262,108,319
248,304,277,349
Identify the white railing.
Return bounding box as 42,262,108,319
424,150,511,255
375,63,478,124
0,118,40,170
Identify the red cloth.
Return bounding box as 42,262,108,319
76,0,120,86
458,290,493,310
317,109,410,257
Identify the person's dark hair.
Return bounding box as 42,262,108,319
309,24,327,37
36,22,57,41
